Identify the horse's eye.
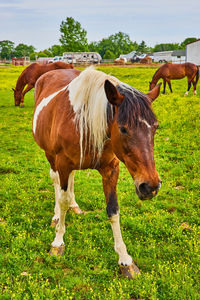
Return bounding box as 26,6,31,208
120,127,129,135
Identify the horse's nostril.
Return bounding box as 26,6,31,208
139,182,152,195
139,181,161,196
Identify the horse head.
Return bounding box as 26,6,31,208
149,81,156,90
105,80,162,200
12,88,21,106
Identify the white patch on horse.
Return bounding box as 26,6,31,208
110,213,133,266
33,84,68,134
51,171,78,247
50,169,80,222
139,117,151,128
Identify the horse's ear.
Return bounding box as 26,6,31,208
147,82,162,102
104,80,124,106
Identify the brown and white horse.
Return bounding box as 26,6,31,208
32,67,162,279
149,62,199,95
13,61,73,107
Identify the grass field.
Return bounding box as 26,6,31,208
0,65,200,299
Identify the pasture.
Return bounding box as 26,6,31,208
0,65,200,299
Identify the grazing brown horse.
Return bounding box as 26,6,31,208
149,62,199,95
32,67,162,279
13,61,73,107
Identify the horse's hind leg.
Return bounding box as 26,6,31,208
50,168,74,256
98,158,140,279
50,169,82,227
167,81,173,93
184,81,192,96
192,79,197,95
50,169,61,226
67,171,83,214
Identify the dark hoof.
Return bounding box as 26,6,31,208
49,245,65,256
120,262,140,279
51,219,59,227
20,104,24,108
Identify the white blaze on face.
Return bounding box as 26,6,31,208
33,85,68,134
139,117,151,129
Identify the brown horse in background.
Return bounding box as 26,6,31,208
13,61,73,107
32,67,162,279
149,62,199,95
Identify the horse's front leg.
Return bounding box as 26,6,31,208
162,80,166,94
98,158,140,279
20,83,34,107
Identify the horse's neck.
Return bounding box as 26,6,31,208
152,69,161,84
15,72,26,92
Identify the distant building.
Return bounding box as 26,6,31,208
186,40,200,65
153,51,173,63
62,52,102,64
119,51,136,61
171,50,186,64
12,57,30,66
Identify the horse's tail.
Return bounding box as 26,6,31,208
195,66,199,85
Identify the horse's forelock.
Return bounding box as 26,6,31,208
117,83,157,127
68,67,120,165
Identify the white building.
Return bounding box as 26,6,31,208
63,52,102,64
119,51,136,61
186,40,200,65
171,50,186,64
153,51,173,63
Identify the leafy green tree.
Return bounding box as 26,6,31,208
103,50,115,59
109,32,136,56
13,43,35,57
0,40,15,59
180,37,198,49
29,53,37,60
59,17,88,52
153,43,180,52
43,49,52,57
92,32,136,58
96,38,115,58
48,44,64,56
88,41,99,53
37,51,48,57
136,40,150,53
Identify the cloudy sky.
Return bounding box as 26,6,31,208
0,0,199,51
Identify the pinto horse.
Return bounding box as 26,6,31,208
149,62,199,95
32,67,162,279
13,61,73,107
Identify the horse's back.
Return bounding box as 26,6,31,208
35,69,81,105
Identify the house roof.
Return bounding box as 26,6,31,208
186,39,200,46
172,50,186,56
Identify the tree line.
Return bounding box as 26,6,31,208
0,17,198,60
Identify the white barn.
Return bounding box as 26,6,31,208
186,40,200,65
171,50,186,64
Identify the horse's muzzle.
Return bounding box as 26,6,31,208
135,181,162,200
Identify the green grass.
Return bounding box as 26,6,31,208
0,65,200,299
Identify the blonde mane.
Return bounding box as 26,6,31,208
68,67,120,165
